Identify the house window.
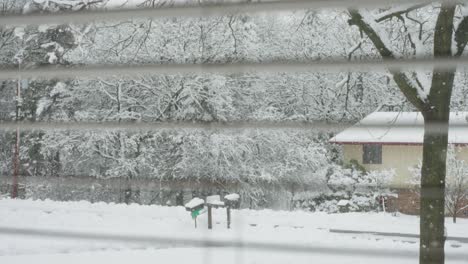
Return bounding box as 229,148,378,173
363,144,382,164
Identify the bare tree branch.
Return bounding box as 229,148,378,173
348,9,426,111
455,16,468,57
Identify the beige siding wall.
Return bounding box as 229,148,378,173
343,144,468,187
343,144,421,187
455,146,468,161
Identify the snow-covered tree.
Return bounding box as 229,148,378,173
411,145,468,223
348,3,468,263
3,1,468,217
445,151,468,223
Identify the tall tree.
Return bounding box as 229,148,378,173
348,3,468,264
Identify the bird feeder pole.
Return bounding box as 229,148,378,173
227,207,231,229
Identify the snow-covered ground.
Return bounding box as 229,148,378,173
0,198,467,264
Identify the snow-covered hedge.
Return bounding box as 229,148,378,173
293,165,395,213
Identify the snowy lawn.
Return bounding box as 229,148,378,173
0,198,467,264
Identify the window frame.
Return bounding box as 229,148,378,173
362,144,382,165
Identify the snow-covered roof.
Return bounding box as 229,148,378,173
330,112,468,145
206,195,225,206
184,198,204,209
224,193,240,202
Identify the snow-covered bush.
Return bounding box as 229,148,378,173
293,164,395,213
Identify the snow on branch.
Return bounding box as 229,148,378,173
375,3,429,22
406,72,429,101
406,29,431,97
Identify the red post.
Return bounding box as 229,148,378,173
12,74,21,198
11,128,19,198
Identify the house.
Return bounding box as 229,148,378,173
330,112,468,215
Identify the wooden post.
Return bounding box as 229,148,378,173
227,207,231,229
207,205,212,229
194,217,197,229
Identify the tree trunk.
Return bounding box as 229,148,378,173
124,187,132,204
52,151,61,177
124,179,132,204
176,191,184,206
451,200,457,224
419,64,455,263
419,5,455,262
134,188,140,204
420,9,456,256
419,113,450,264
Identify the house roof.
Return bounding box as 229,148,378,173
330,112,468,145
